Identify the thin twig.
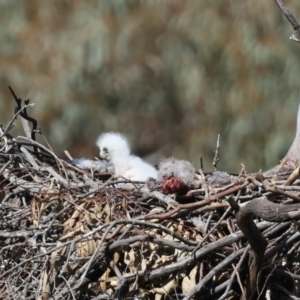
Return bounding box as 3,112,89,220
212,134,220,171
0,104,34,140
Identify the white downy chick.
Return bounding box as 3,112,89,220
158,157,195,184
96,132,158,181
157,157,195,194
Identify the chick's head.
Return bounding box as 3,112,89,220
96,132,131,162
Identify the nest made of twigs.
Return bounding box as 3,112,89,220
1,90,300,300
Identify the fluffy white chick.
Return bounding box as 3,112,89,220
157,157,195,195
96,132,158,181
158,158,195,184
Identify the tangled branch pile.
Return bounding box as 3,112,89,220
1,92,300,300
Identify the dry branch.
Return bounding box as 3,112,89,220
274,0,300,43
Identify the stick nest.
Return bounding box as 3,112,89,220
1,94,300,300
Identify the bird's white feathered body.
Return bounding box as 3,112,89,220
158,157,195,185
96,132,158,181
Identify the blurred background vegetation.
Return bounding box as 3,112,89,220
0,0,300,173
